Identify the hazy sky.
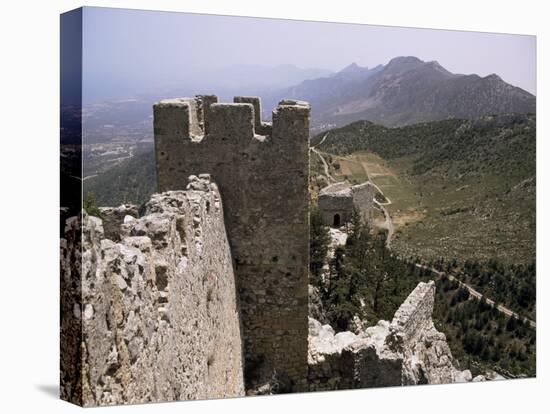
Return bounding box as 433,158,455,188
82,6,536,101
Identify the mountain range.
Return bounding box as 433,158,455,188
266,56,535,130
84,55,536,206
83,64,333,105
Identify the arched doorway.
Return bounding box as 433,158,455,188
333,213,341,227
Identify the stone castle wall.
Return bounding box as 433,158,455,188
98,204,138,241
308,281,472,390
153,95,310,389
60,177,245,406
387,279,435,345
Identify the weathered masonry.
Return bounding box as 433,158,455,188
317,181,374,228
60,179,245,406
153,95,310,389
307,281,473,391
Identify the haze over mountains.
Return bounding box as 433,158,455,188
82,64,333,105
267,56,535,130
78,63,334,144
81,54,537,206
80,56,535,145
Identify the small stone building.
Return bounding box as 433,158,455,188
318,181,374,228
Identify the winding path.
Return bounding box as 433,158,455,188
366,180,391,205
313,132,330,148
415,263,536,329
312,145,535,329
311,133,336,183
360,162,535,328
373,198,394,248
312,143,394,247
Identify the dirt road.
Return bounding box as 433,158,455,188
311,134,336,183
415,263,536,329
313,146,535,329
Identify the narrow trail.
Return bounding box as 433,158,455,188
367,181,391,205
415,264,536,329
312,145,535,329
373,199,394,249
311,133,336,183
364,162,534,328
312,141,394,247
312,132,330,148
312,148,335,183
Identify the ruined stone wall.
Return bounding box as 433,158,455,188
318,181,375,228
387,280,435,345
60,215,83,405
307,318,357,391
308,282,472,390
98,204,138,241
317,183,354,227
318,197,354,226
154,95,310,389
60,177,245,406
351,182,375,227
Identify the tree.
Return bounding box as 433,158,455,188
326,246,346,298
83,192,102,217
309,209,331,288
326,246,361,331
506,315,518,332
346,208,363,249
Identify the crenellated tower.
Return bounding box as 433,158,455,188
153,95,310,389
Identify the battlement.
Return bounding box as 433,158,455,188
154,95,308,146
388,281,435,347
233,96,272,135
153,94,310,390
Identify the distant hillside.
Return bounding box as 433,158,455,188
84,63,333,105
315,113,535,181
209,64,333,91
275,56,535,130
84,148,156,207
314,113,536,264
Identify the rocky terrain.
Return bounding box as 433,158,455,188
65,179,479,405
66,79,536,405
60,175,244,406
308,281,473,390
271,56,535,130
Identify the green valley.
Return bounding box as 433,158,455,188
312,114,536,265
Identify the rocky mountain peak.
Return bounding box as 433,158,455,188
339,62,364,73
484,73,504,82
385,56,424,70
426,60,453,75
277,54,536,129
